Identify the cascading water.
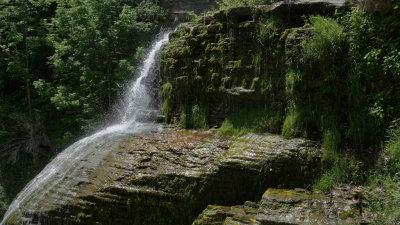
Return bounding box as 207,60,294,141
1,30,172,225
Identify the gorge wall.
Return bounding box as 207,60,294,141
160,0,400,149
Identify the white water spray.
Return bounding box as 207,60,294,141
1,30,172,225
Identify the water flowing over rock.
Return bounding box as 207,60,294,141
1,31,172,225
3,130,323,224
2,1,379,224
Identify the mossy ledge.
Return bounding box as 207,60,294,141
193,187,368,224
4,130,322,224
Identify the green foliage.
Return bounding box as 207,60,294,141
385,119,400,172
315,120,400,221
178,104,190,129
218,105,283,136
0,0,166,160
314,150,368,192
322,128,341,152
362,121,400,224
302,16,346,61
285,70,302,96
216,0,278,10
256,14,281,42
365,177,400,224
178,101,208,130
281,102,312,139
47,0,166,121
0,0,166,215
162,82,173,122
191,103,208,129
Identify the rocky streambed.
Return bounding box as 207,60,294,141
5,129,370,224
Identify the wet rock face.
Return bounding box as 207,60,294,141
193,187,369,225
160,0,354,126
8,130,322,225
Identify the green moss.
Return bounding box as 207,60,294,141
161,82,173,122
285,70,302,96
178,104,190,129
233,60,242,68
314,150,369,192
322,128,341,152
257,14,280,41
264,189,330,201
339,209,359,220
178,101,209,129
282,111,300,139
302,16,345,61
76,212,93,224
191,103,208,130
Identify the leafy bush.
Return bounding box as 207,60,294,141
303,16,346,61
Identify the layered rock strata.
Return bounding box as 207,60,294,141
160,0,355,126
6,130,322,225
193,187,369,225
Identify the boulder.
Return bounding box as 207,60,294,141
193,187,370,225
5,131,322,225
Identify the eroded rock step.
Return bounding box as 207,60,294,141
10,130,322,225
193,187,369,225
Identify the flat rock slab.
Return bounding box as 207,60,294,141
193,187,369,225
7,130,322,225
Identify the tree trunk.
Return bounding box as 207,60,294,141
25,28,33,117
26,78,33,116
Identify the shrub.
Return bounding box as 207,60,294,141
303,16,346,61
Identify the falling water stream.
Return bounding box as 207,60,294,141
1,30,172,225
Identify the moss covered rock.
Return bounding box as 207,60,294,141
160,0,354,128
193,187,370,224
5,130,322,225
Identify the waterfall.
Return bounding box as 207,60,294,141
1,30,172,225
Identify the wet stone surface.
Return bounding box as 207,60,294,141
8,130,322,225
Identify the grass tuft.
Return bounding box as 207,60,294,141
217,105,283,136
